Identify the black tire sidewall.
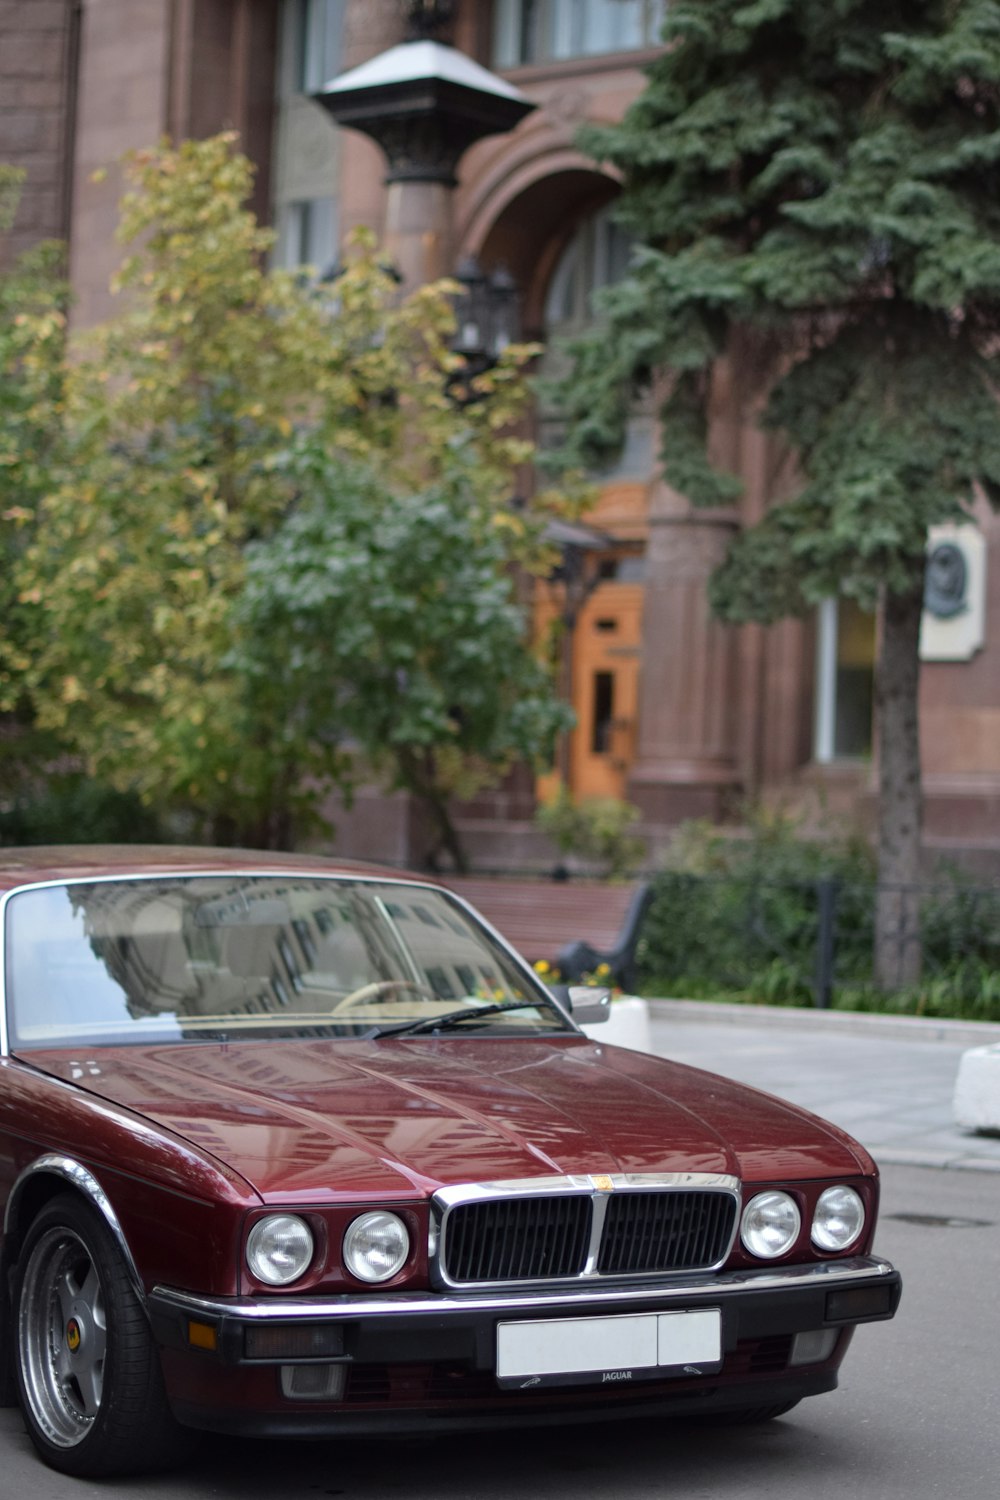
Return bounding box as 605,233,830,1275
13,1191,173,1477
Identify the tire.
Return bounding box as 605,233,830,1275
12,1193,178,1477
0,1264,17,1408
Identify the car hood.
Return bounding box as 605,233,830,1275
31,1036,870,1202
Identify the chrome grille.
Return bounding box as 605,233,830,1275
437,1180,739,1286
598,1190,737,1275
444,1194,592,1282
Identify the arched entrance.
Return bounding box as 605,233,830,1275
466,175,649,803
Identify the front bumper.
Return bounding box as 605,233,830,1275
148,1255,900,1436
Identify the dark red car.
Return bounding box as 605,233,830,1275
0,847,900,1477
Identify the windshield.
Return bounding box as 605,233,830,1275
3,876,570,1048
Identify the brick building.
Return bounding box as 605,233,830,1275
3,0,1000,869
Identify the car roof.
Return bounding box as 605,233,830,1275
0,845,432,896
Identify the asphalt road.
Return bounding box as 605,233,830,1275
2,1162,997,1500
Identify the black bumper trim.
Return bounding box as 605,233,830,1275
148,1256,901,1371
170,1369,840,1439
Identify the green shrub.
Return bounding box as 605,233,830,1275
0,775,167,846
637,808,873,999
920,879,1000,974
636,809,1000,1021
835,964,1000,1024
536,788,646,879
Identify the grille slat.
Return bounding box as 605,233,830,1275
442,1189,736,1284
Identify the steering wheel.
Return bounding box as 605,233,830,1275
331,978,437,1015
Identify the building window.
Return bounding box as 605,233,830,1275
544,203,634,328
539,203,653,477
277,197,337,272
493,0,667,67
285,0,344,96
814,597,875,762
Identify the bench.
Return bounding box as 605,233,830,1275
441,878,653,992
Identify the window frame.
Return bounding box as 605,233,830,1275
493,0,667,69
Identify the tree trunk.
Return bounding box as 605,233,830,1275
874,574,925,989
421,786,469,874
397,747,470,874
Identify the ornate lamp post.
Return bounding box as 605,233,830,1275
452,256,520,366
315,2,535,290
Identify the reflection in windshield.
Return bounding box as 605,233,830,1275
5,877,567,1048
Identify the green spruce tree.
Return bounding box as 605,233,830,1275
557,0,1000,985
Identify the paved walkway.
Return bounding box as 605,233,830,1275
646,999,1000,1173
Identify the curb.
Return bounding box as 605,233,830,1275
645,996,1000,1048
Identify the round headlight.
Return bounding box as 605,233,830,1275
812,1185,865,1252
246,1214,314,1286
741,1191,801,1260
343,1211,410,1283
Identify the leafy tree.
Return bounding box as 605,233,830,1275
233,460,572,871
16,135,574,853
555,0,1000,984
0,167,69,799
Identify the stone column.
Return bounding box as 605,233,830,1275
628,480,741,824
382,162,455,289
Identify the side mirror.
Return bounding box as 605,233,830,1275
566,986,611,1025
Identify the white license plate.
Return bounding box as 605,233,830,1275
495,1308,722,1388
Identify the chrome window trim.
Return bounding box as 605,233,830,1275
431,1173,742,1291
0,883,14,1057
4,1153,147,1306
150,1254,899,1324
0,869,577,1058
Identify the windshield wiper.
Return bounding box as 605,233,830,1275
364,1001,550,1040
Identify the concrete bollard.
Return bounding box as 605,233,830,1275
953,1044,1000,1133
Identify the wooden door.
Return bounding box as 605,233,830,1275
569,582,643,800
